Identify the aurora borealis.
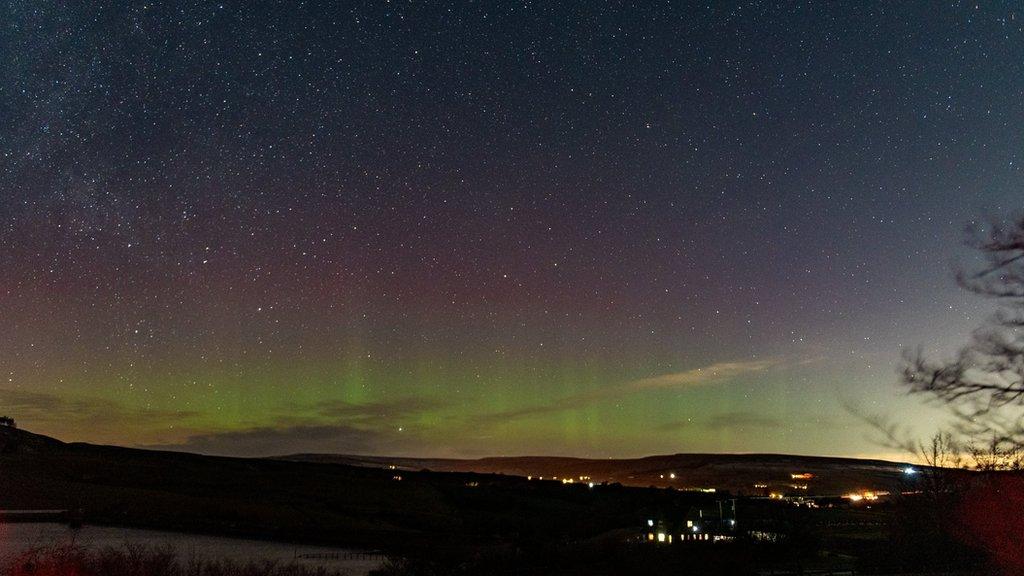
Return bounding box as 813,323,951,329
2,2,1023,459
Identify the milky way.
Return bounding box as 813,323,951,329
2,2,1023,458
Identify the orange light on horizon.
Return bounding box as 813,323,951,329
844,490,887,502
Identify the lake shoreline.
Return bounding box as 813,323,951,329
0,522,386,575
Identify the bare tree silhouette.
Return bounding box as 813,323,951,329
902,214,1024,451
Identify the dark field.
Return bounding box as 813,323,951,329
0,427,1016,574
0,427,722,552
2,544,346,576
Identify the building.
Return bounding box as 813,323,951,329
643,500,738,544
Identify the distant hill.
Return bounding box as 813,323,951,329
280,452,921,496
0,427,720,552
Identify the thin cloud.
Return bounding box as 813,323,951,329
657,411,785,432
143,397,449,457
0,388,196,432
316,397,444,420
702,411,785,431
628,360,778,390
143,424,390,458
473,359,778,425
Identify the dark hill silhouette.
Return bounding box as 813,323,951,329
280,452,920,496
0,427,720,553
0,424,65,454
0,427,998,575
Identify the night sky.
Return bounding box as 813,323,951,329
2,1,1023,459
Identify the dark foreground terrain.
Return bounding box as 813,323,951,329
0,427,717,553
282,452,921,496
1,544,342,576
0,427,1017,575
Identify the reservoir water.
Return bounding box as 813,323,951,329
0,522,383,575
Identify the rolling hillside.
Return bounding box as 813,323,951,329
0,427,714,552
281,452,921,496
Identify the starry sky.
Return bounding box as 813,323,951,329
1,1,1023,459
